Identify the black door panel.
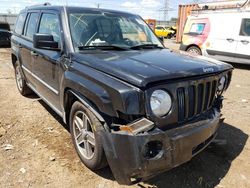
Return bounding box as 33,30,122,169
19,12,39,86
31,11,62,111
31,48,61,109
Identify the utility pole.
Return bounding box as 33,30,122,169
163,0,169,21
96,3,100,8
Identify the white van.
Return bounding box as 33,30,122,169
180,5,250,64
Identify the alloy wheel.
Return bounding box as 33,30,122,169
16,66,23,91
73,111,95,160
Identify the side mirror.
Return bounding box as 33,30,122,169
33,34,60,51
158,36,164,43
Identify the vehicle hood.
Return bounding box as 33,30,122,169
73,49,233,87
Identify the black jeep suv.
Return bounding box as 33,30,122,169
11,4,233,185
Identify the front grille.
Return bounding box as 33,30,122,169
177,80,218,122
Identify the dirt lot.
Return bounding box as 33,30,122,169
0,47,250,188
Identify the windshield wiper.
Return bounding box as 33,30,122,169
78,45,128,51
130,44,164,50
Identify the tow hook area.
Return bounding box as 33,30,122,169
214,96,224,111
211,118,227,146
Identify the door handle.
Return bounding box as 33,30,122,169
31,51,38,57
226,38,234,43
241,40,249,45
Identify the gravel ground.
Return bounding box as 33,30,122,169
0,47,250,188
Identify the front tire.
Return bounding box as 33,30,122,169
187,46,202,56
69,101,107,170
14,62,32,96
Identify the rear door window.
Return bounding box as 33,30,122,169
15,13,27,35
38,13,61,43
189,23,205,35
25,12,39,40
240,19,250,36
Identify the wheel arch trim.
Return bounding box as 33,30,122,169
186,44,201,51
63,89,105,124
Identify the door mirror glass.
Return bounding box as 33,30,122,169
33,33,59,50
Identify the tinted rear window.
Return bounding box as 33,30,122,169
15,13,27,35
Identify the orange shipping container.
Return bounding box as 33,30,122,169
145,19,156,30
176,4,198,43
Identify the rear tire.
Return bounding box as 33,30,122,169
187,46,202,56
69,101,107,170
14,61,33,96
167,33,172,39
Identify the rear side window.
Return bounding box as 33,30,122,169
25,13,39,40
15,13,27,35
189,23,205,35
240,19,250,36
38,13,61,42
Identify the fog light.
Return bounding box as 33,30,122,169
142,141,163,159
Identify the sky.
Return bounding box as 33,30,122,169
0,0,213,20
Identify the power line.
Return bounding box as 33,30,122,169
164,0,169,21
0,0,178,19
95,3,100,8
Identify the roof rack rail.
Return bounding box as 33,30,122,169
190,0,250,14
25,2,51,8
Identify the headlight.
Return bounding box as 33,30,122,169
150,90,172,117
218,76,226,92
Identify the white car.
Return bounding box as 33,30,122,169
180,7,250,64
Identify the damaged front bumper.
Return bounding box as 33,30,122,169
99,109,221,185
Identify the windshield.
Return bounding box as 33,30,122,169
68,10,163,51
